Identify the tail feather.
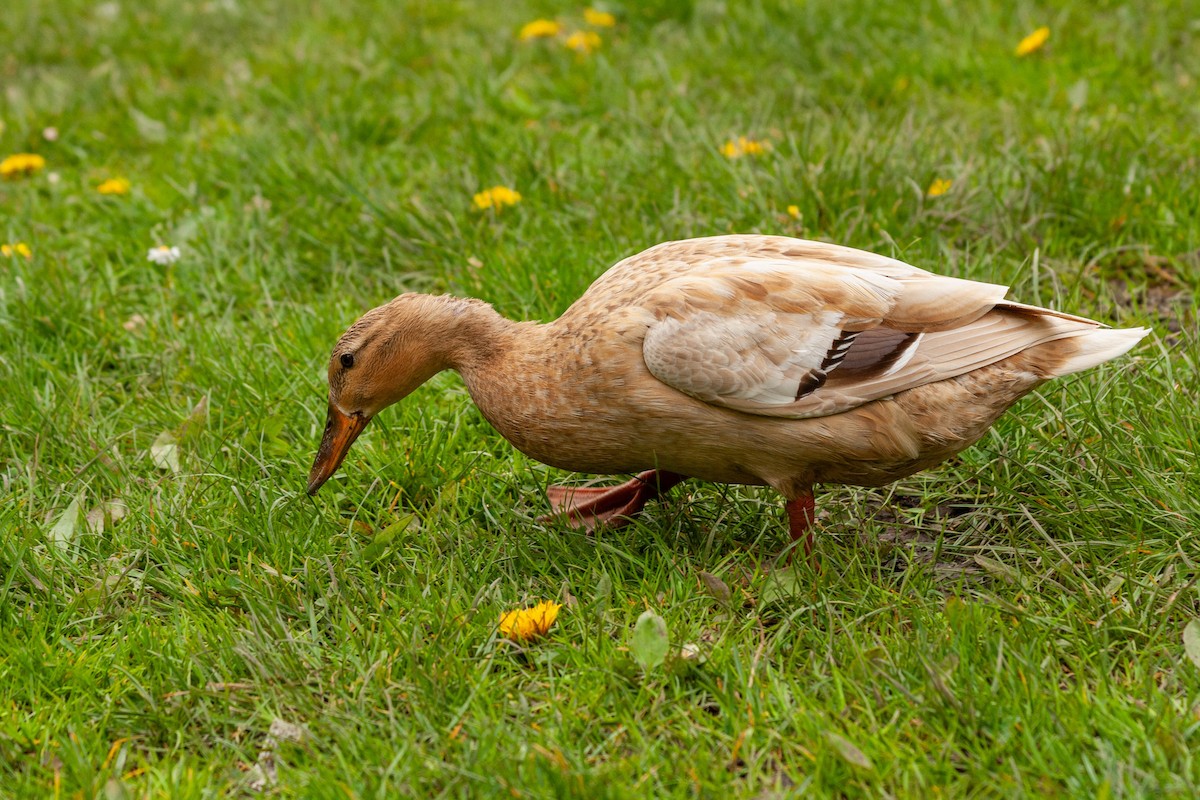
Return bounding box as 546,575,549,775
1048,326,1150,377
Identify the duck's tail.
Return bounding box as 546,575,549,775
1046,325,1151,377
992,300,1150,378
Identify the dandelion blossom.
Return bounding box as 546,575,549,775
499,600,561,641
786,205,801,219
97,178,131,195
565,30,601,54
1015,27,1049,57
927,178,953,197
720,137,767,159
584,8,616,27
473,186,521,212
147,245,181,265
519,19,562,40
1,242,32,259
1,153,46,179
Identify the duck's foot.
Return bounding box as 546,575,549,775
786,491,819,571
541,469,687,532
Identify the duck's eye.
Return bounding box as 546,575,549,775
340,353,355,369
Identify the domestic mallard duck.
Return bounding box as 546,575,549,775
307,235,1147,557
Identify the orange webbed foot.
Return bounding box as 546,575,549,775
540,469,687,532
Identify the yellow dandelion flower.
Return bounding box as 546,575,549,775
499,600,561,641
519,19,562,40
584,8,616,27
1,242,33,259
787,205,801,219
565,30,602,54
1,153,46,179
473,185,522,211
720,136,768,159
927,178,953,197
1015,26,1050,57
97,177,131,195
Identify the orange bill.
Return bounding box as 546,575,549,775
307,402,370,495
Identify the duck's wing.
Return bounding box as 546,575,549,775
635,247,1100,419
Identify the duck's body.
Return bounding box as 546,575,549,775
308,235,1147,555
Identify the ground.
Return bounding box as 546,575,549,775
2,1,1199,797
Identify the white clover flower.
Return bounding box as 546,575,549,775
147,245,181,265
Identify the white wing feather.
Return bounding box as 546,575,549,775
635,245,1096,419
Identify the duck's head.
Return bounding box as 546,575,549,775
306,294,463,495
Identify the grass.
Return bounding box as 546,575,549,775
2,0,1199,796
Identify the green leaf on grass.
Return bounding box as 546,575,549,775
1183,620,1200,670
630,610,669,670
592,572,612,613
759,565,806,606
361,515,417,563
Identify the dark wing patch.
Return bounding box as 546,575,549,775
794,369,828,399
796,328,921,400
820,331,859,370
834,328,920,377
796,330,858,398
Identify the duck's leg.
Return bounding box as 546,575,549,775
542,470,687,532
785,490,818,567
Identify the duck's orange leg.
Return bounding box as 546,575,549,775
541,470,687,532
786,491,818,567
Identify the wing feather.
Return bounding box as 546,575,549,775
634,241,1101,419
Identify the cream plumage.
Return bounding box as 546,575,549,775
307,235,1148,558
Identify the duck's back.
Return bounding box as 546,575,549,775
558,235,1146,419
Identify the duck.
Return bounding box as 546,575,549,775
306,235,1147,559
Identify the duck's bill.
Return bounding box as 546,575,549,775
307,403,370,495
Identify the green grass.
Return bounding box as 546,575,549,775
3,0,1199,796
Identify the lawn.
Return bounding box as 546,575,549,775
2,0,1199,796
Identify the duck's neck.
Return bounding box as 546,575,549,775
434,296,563,452
429,295,530,376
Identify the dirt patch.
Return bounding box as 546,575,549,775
1105,280,1193,344
1086,249,1196,345
838,490,1009,582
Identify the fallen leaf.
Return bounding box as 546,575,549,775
247,717,308,791
825,731,874,771
698,571,732,607
85,499,129,534
1067,79,1089,110
130,107,167,143
49,495,82,553
104,777,130,800
973,555,1018,584
630,609,669,670
178,395,208,441
1183,620,1200,670
75,573,127,609
150,430,180,473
